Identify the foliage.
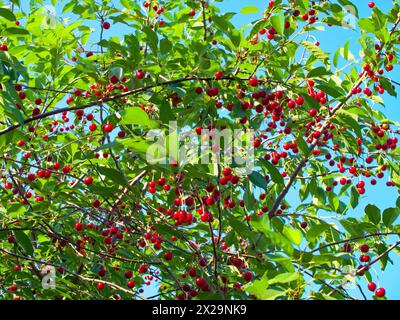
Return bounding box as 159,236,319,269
0,0,400,300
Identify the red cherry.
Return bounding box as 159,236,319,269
9,285,17,292
102,123,113,133
109,75,119,84
243,271,253,282
89,123,97,131
360,254,370,262
74,222,83,232
309,108,317,117
127,280,135,288
195,277,206,288
343,243,352,252
375,287,385,298
215,71,223,80
102,21,110,29
367,282,377,292
92,199,101,208
104,236,112,245
360,244,369,253
18,92,26,100
368,2,375,8
249,77,259,87
164,251,173,261
97,282,105,290
188,269,197,277
84,177,94,185
124,270,133,279
136,70,145,79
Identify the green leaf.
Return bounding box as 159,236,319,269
282,226,302,246
268,272,300,285
240,5,259,14
142,26,158,55
338,0,359,17
307,67,332,78
96,166,128,187
379,77,397,97
271,12,285,36
315,81,345,99
365,204,381,225
2,28,30,37
300,41,330,68
260,159,284,186
13,230,34,255
359,18,375,32
383,208,399,227
349,186,359,209
307,224,330,241
119,107,158,128
333,110,362,137
246,272,288,300
0,8,16,21
248,171,268,189
250,214,270,236
244,180,255,212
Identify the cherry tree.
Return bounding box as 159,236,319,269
1,0,400,300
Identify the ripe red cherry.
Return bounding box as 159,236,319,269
249,77,259,87
136,70,145,79
222,167,231,176
74,222,83,232
127,280,135,288
360,244,369,253
89,123,97,131
18,92,26,100
300,221,308,228
104,236,112,245
92,199,101,208
164,251,173,261
195,277,206,288
368,2,375,8
84,177,94,185
102,123,113,133
360,254,370,262
109,75,118,84
188,269,197,277
367,282,377,292
343,243,352,252
62,165,71,174
188,9,196,17
215,71,223,80
8,235,16,243
9,285,17,292
97,282,105,290
124,270,133,279
375,287,385,298
102,21,110,29
309,108,317,117
243,271,253,282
